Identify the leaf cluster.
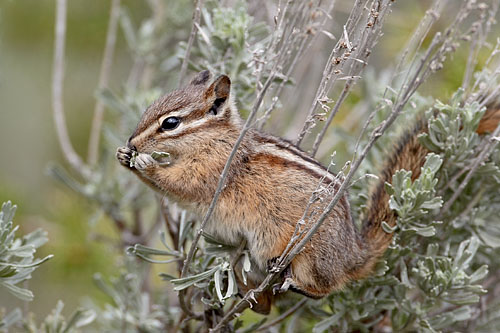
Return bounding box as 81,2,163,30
0,201,52,302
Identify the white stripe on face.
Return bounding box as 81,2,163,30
158,106,197,121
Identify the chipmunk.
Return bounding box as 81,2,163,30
116,70,500,314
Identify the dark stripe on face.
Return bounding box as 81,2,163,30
163,117,232,140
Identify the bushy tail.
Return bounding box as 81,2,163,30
477,103,500,135
361,105,500,259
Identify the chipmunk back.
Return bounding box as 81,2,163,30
116,70,500,314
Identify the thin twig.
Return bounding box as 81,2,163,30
295,0,367,146
87,0,121,165
310,0,392,156
160,197,179,250
462,29,479,93
383,0,446,102
178,0,204,87
256,0,337,129
52,0,92,179
310,79,352,155
469,1,500,97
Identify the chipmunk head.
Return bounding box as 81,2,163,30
128,70,242,159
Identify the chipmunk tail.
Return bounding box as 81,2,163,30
360,102,500,262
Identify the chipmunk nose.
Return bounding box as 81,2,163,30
127,137,137,151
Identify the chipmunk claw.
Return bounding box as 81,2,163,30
135,153,158,171
272,278,293,295
272,283,281,295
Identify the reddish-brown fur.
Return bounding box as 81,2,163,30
116,71,500,314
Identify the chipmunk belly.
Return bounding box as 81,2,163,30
204,217,243,247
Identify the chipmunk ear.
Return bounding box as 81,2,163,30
189,70,212,86
205,74,231,100
206,75,231,116
213,75,231,99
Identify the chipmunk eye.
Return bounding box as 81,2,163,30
161,117,180,131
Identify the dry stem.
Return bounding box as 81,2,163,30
178,0,204,87
52,0,92,179
87,0,121,165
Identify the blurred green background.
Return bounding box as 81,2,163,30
0,0,155,315
0,0,495,320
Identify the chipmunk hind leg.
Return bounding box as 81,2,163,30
284,253,335,299
284,243,372,299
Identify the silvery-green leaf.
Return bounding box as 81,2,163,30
0,308,21,329
477,230,500,248
0,281,33,301
443,293,480,305
429,306,472,329
151,151,170,159
225,268,237,299
127,243,180,257
469,265,488,283
421,197,443,210
202,232,233,247
131,253,180,264
23,228,49,248
170,265,221,291
423,153,443,174
0,265,17,278
151,151,171,165
129,150,138,168
413,226,435,237
389,197,401,212
243,251,251,272
381,221,397,234
159,273,176,281
214,269,224,302
313,312,343,333
64,308,96,330
0,254,53,269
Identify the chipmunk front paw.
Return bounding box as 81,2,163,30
134,153,158,172
116,146,135,169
